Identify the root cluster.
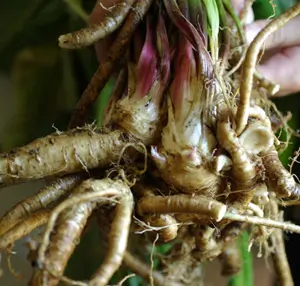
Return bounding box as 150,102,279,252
1,1,300,285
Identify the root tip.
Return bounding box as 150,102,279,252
58,34,72,49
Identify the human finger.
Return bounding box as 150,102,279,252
257,45,300,96
245,15,300,49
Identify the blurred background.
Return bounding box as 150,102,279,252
0,0,299,285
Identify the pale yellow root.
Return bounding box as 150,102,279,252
59,0,136,49
89,190,133,286
137,194,227,222
36,179,131,286
262,146,296,198
223,212,300,234
236,3,300,135
0,129,126,187
0,174,84,236
0,210,50,249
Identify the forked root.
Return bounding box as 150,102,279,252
58,0,136,49
35,178,132,286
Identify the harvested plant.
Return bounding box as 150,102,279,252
1,1,300,285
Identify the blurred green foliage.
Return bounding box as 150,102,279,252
0,0,97,150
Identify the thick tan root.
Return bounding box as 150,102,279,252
0,210,50,250
137,194,227,222
262,146,296,198
0,174,84,236
68,0,154,128
0,129,126,187
217,112,256,187
36,184,98,285
35,179,131,286
133,182,178,242
236,3,300,135
59,0,136,49
89,190,133,286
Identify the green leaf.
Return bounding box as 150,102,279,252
94,77,116,127
228,232,253,286
203,0,220,60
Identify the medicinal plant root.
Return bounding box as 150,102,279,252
0,174,85,236
58,0,136,49
33,179,132,286
0,210,50,250
0,129,127,187
2,1,300,285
